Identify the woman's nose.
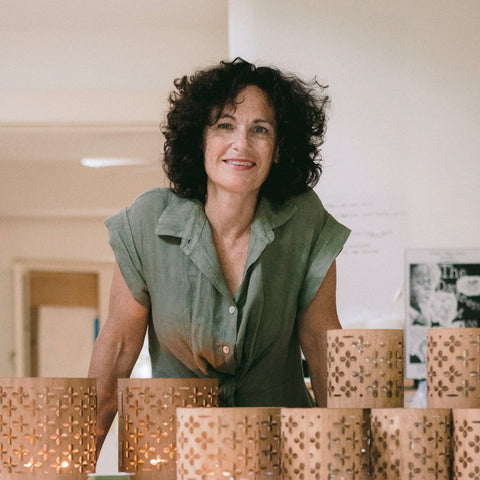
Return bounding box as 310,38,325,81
231,128,250,150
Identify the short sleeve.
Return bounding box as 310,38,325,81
297,212,350,313
105,208,151,308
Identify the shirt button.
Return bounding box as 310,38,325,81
229,306,236,314
222,345,230,354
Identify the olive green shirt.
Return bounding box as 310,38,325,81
105,188,350,406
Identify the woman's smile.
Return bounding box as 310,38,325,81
223,158,255,168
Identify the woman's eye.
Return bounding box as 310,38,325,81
217,123,232,130
254,126,268,134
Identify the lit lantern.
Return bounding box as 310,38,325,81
0,377,96,479
176,407,281,479
117,378,218,479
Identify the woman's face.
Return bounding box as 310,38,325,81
203,85,277,200
410,264,436,307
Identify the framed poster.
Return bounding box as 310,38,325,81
405,248,480,379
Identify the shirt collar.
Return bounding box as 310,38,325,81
154,191,297,250
154,191,206,253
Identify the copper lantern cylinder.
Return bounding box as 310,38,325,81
370,408,452,479
176,407,281,480
427,328,480,408
117,378,218,480
281,407,371,479
0,377,96,479
452,408,480,479
327,329,404,408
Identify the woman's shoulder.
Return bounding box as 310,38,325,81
288,189,350,239
290,189,327,225
261,190,328,239
293,188,323,208
124,187,176,218
130,187,172,208
294,190,351,243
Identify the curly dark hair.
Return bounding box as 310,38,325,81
162,58,329,204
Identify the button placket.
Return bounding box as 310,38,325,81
221,303,237,359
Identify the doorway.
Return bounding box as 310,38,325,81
29,270,99,377
13,259,113,377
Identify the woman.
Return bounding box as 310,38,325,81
88,58,350,453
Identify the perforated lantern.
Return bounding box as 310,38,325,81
327,329,404,408
176,407,281,480
0,377,96,479
370,408,451,480
118,378,218,480
452,408,480,479
427,328,480,408
281,408,370,479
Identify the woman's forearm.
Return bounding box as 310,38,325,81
89,263,150,455
88,333,138,455
303,330,329,407
297,261,341,407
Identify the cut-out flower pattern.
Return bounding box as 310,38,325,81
458,419,474,438
433,379,449,397
340,381,357,397
331,366,345,383
456,349,477,368
331,336,345,354
444,364,462,383
458,449,473,468
433,349,449,368
352,336,370,353
469,434,480,454
340,350,357,367
468,465,480,480
457,380,476,397
443,335,462,353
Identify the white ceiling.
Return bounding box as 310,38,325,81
0,0,227,30
0,0,229,217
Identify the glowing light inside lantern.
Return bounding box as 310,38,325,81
150,457,168,466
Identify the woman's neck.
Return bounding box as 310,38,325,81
204,189,258,240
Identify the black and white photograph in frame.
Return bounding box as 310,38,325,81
405,248,480,380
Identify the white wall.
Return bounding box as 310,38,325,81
229,0,480,328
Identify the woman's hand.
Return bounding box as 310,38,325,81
297,260,341,407
88,263,149,455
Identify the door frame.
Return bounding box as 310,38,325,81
13,258,113,376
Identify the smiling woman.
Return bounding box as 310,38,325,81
163,58,328,204
88,58,351,456
203,85,278,201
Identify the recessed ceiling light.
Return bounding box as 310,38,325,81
81,157,149,168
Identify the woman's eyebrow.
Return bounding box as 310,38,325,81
253,118,276,126
217,113,276,127
219,114,274,123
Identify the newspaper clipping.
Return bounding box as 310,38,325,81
405,249,480,379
